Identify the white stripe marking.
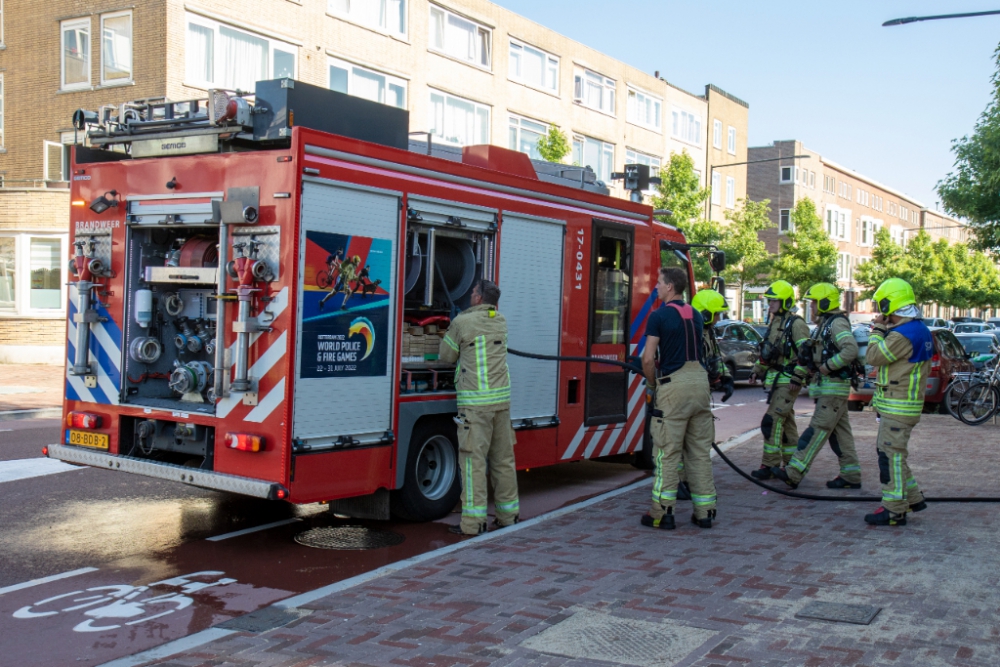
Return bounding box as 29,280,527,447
560,423,588,460
583,424,618,459
0,567,98,597
206,517,301,542
245,377,286,423
0,458,81,483
614,381,646,455
92,323,123,372
596,425,625,458
217,329,288,418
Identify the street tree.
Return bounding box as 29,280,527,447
721,198,774,318
536,125,571,163
769,198,837,291
854,227,905,299
651,151,720,283
937,45,1000,250
900,230,946,306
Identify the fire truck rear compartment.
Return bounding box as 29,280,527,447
119,415,215,469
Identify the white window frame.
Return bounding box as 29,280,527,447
779,208,792,234
509,113,549,160
0,73,4,149
184,13,298,91
61,18,92,91
43,141,68,182
508,37,558,93
428,4,491,71
809,171,815,189
779,165,793,183
711,172,722,206
625,148,661,194
626,86,661,132
327,56,407,108
327,0,408,38
825,204,850,242
0,233,69,318
100,10,133,86
573,67,616,116
428,88,490,147
836,252,853,282
0,0,5,47
670,107,702,146
859,216,876,247
572,134,614,183
712,119,722,149
727,126,736,155
725,176,735,209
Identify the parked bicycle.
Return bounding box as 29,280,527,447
942,371,980,419
956,358,1000,425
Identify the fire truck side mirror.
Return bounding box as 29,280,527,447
710,250,726,273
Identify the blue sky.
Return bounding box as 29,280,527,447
492,0,1000,210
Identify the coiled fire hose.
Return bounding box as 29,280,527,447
508,347,1000,503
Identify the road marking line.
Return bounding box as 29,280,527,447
206,518,302,542
0,429,12,432
0,567,99,597
96,628,237,667
0,458,80,484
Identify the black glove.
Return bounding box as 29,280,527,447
721,377,735,403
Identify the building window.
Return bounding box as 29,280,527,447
836,252,852,282
841,181,852,200
574,68,615,115
671,108,701,145
779,208,792,233
726,176,735,208
572,134,613,183
859,217,873,246
809,171,815,188
101,11,132,85
713,119,722,149
0,74,4,149
824,175,836,194
61,19,91,90
328,0,406,37
727,126,736,155
1,0,5,46
328,57,406,108
626,87,661,131
0,234,67,315
429,5,491,70
509,114,547,160
185,14,297,90
626,148,661,193
44,141,68,182
779,165,793,183
711,171,721,206
825,206,849,242
428,89,489,146
508,38,557,92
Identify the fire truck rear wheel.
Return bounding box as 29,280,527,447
631,412,655,470
390,418,460,522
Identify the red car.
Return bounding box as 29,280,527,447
848,327,974,412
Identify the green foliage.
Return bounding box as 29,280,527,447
937,45,1000,250
854,228,904,299
769,198,837,289
651,151,710,228
536,126,571,163
720,199,774,311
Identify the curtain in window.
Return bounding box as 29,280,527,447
0,237,14,309
387,82,405,108
273,49,294,79
219,26,267,91
352,67,384,103
429,7,444,49
186,23,213,83
329,0,350,13
445,13,475,61
522,46,543,87
356,0,383,29
329,64,348,93
103,15,132,81
387,0,405,33
64,27,90,85
29,239,61,310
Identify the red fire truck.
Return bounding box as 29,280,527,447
49,78,700,521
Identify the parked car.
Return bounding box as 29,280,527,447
922,317,950,328
714,320,761,381
750,323,769,340
848,328,976,411
954,322,993,334
954,333,1000,370
986,318,1000,329
951,316,984,325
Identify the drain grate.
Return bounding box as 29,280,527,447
217,607,311,633
795,601,881,625
294,525,405,550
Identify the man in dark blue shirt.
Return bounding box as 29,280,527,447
640,267,718,530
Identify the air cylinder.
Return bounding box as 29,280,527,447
135,289,153,328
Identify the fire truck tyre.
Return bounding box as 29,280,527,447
390,419,460,522
632,412,655,470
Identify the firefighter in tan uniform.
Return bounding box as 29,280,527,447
750,280,811,479
772,283,862,489
863,278,932,526
641,268,717,530
439,280,519,536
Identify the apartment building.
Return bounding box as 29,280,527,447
748,140,925,313
0,0,749,363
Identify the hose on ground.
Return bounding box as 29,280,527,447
508,347,1000,504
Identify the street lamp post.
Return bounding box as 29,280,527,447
883,10,1000,27
706,155,810,223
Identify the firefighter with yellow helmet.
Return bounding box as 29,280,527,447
750,280,811,479
772,283,862,489
863,278,932,526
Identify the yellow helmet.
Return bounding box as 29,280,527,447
691,289,728,323
873,278,916,315
804,282,840,314
764,280,795,311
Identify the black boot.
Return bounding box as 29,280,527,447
691,509,716,529
909,500,928,513
640,507,675,530
771,467,798,489
864,507,907,526
448,522,486,536
826,476,861,489
750,465,774,480
492,515,520,529
677,481,692,501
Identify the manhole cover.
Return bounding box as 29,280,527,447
795,601,881,625
294,526,405,550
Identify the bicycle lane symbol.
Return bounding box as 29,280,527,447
12,571,236,633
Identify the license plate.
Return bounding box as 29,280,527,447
68,429,109,450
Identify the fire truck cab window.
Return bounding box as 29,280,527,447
586,225,632,425
592,235,630,345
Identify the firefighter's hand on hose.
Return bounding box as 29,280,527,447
720,377,735,402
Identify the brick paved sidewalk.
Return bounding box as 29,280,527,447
0,364,63,413
137,411,1000,667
